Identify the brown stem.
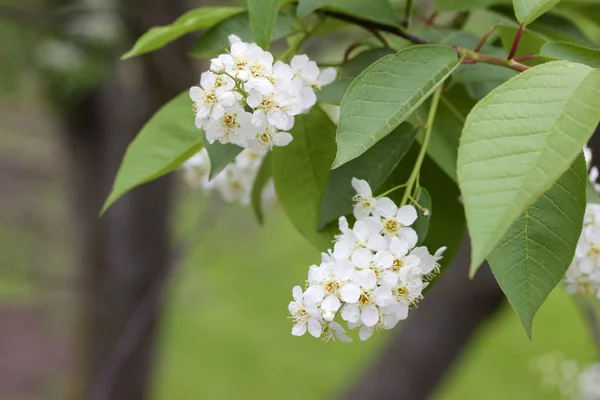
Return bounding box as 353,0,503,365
508,24,524,60
513,54,538,62
474,26,495,52
323,10,530,73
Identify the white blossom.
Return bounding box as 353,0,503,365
288,179,446,342
181,148,276,208
190,37,336,152
566,146,600,299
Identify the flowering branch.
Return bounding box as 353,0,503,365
323,11,530,73
400,85,443,207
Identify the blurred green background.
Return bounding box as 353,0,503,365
0,0,598,399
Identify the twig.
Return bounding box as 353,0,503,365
474,26,495,52
402,0,413,29
323,10,530,73
507,24,525,60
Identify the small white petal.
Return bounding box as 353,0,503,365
340,284,361,303
307,318,323,338
359,325,373,341
376,197,397,217
292,286,303,303
396,205,418,226
322,295,342,312
292,321,307,336
341,303,360,323
361,305,379,327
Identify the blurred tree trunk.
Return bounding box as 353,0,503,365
58,1,195,399
338,239,505,400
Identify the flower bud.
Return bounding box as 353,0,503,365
322,310,335,322
422,208,431,217
236,70,250,82
210,58,225,73
218,91,237,108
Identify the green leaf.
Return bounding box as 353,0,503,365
457,61,600,275
272,107,338,250
102,92,202,214
189,12,295,58
324,0,399,26
199,131,244,180
251,153,272,224
497,24,550,62
514,0,563,25
411,187,432,245
541,42,600,68
415,85,477,182
488,154,586,337
318,48,395,105
436,0,510,11
452,48,518,99
319,123,417,228
247,0,281,48
334,45,462,168
122,7,244,59
297,0,331,17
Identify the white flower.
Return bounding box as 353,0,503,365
321,321,352,342
291,54,337,90
205,103,253,146
288,177,446,342
565,203,600,297
245,122,293,152
288,286,323,338
375,199,418,236
351,178,377,219
580,362,600,400
336,217,387,253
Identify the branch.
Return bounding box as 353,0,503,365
323,11,530,73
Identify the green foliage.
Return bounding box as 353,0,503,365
189,12,296,58
496,24,549,61
488,154,586,337
297,0,332,17
323,0,399,26
411,188,432,246
381,144,466,269
247,0,282,48
102,92,202,213
199,131,244,180
319,123,417,228
415,85,476,182
251,153,272,224
541,41,600,67
318,48,395,105
122,7,244,59
513,0,563,25
272,107,338,251
458,61,600,275
436,0,510,11
334,45,462,168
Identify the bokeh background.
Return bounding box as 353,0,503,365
1,0,598,399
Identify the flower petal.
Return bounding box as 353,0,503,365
361,305,379,327
341,303,360,323
340,284,361,303
292,321,307,336
396,205,418,226
322,294,341,312
307,318,323,338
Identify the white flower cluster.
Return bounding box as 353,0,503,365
190,34,336,153
288,178,446,342
182,148,275,207
580,363,600,400
533,354,600,400
565,146,600,298
565,203,600,298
